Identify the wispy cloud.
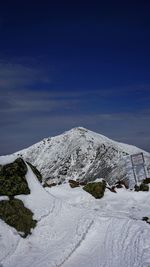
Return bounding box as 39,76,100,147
0,61,52,89
0,60,150,155
1,107,150,154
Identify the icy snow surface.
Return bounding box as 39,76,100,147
0,162,150,267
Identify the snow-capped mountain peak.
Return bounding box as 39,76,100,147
14,127,150,184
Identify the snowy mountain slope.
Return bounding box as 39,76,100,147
14,127,150,185
1,166,150,267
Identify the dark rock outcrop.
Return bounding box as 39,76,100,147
143,178,150,184
0,199,37,238
83,180,106,199
134,183,149,192
69,179,80,188
0,158,30,196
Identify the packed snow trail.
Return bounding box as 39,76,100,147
1,164,95,267
62,217,150,267
2,189,150,267
2,202,150,267
2,205,94,267
1,159,150,267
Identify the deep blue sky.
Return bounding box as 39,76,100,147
0,1,150,154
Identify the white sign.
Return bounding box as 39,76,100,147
130,152,147,184
131,153,144,166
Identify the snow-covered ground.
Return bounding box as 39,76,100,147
0,160,150,267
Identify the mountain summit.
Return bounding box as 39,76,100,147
14,127,150,185
0,128,150,267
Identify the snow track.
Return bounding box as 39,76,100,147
58,219,94,267
2,203,94,267
0,221,20,264
2,202,150,267
62,216,150,267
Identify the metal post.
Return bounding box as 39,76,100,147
141,153,147,179
131,156,138,184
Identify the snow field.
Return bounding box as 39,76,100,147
0,160,150,267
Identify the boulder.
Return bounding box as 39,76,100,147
43,182,57,188
134,183,149,192
0,199,37,238
69,179,80,188
143,178,150,184
0,158,30,196
83,180,106,199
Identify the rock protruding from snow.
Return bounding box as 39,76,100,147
0,156,55,239
0,158,30,196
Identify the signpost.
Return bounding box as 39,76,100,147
131,153,144,166
131,152,147,183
